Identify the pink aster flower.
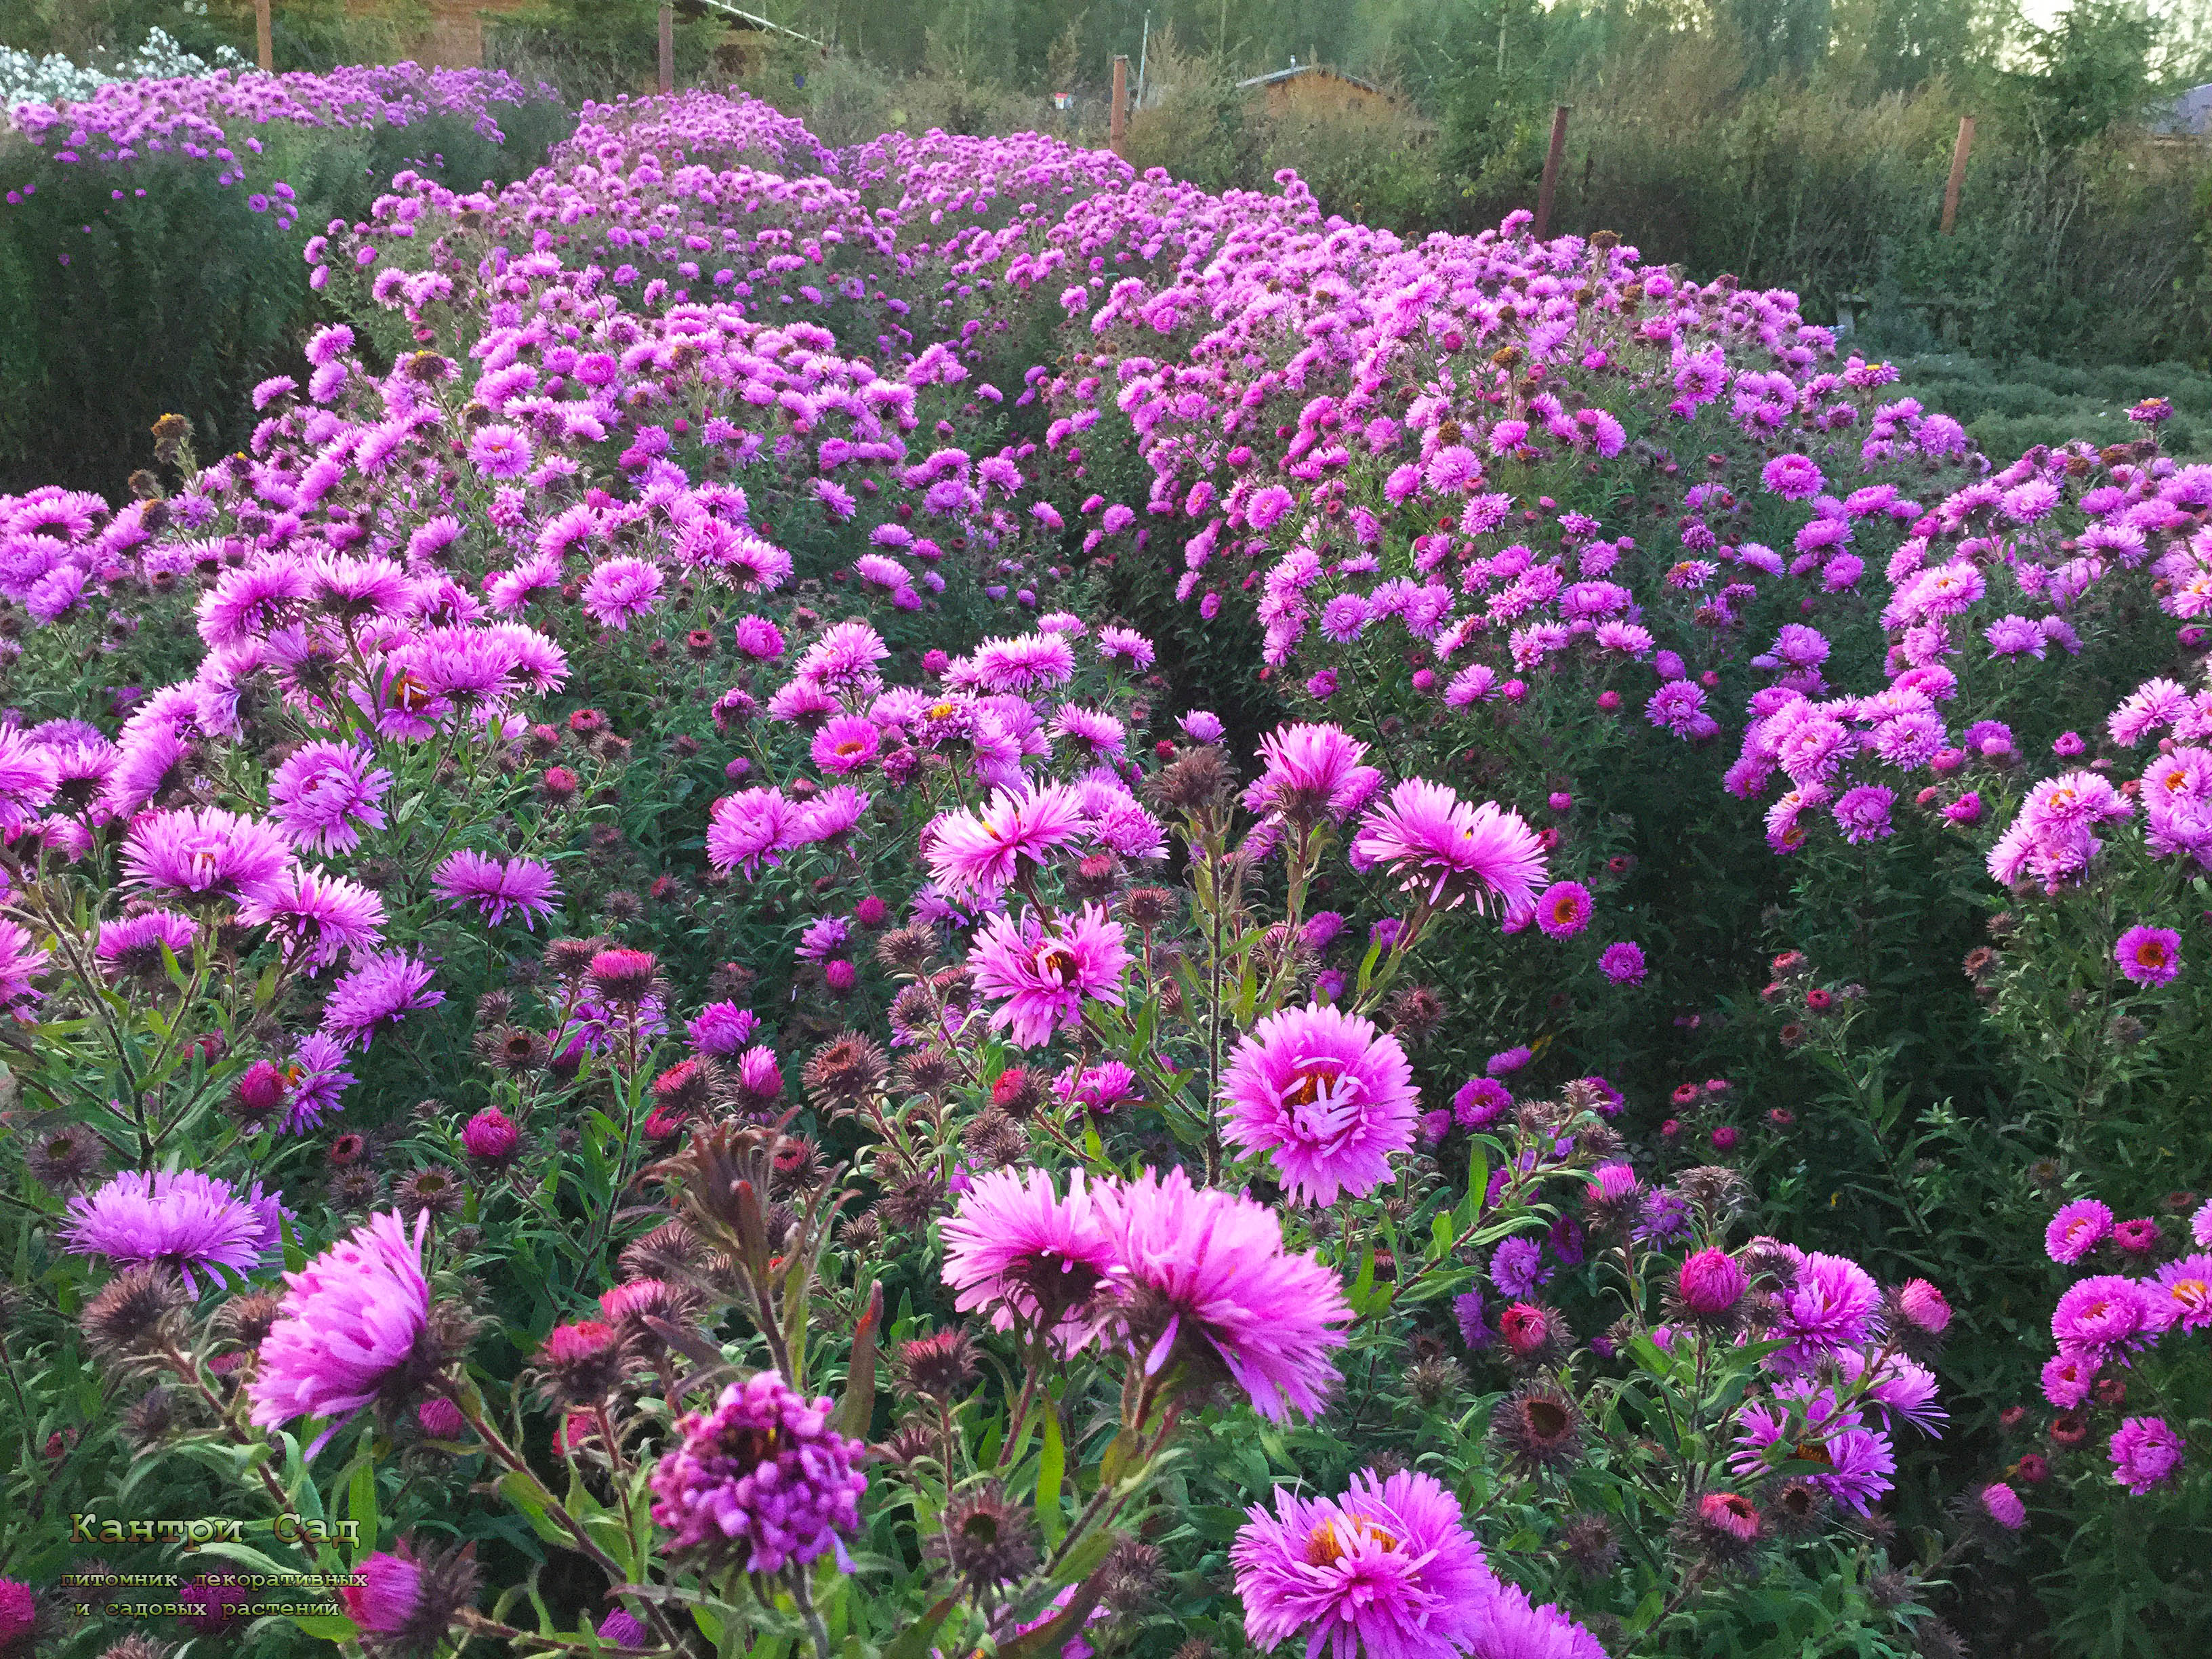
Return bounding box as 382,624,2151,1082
941,1166,1118,1350
1232,1467,1496,1659
2046,1199,2114,1264
1221,1004,1418,1205
810,714,880,775
924,783,1085,899
268,741,392,855
1534,880,1593,939
2052,1275,2170,1368
580,556,663,630
1767,1251,1882,1373
2114,924,2181,987
1246,723,1382,826
468,424,533,479
432,851,562,929
649,1370,867,1572
238,867,388,972
2108,1416,2186,1494
2155,1254,2212,1332
96,910,198,979
968,903,1130,1047
1598,941,1646,985
122,806,295,906
248,1208,434,1457
61,1169,283,1294
1352,780,1547,918
321,951,444,1048
1097,1166,1349,1421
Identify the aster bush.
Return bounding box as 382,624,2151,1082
0,68,2207,1659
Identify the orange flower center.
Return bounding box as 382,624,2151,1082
1304,1519,1397,1567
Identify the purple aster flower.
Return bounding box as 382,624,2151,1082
1832,784,1895,844
968,903,1130,1049
268,742,391,855
432,851,562,929
1097,1166,1350,1422
1232,1467,1497,1659
2051,1275,2169,1369
2114,924,2182,987
95,910,198,980
1767,1251,1883,1372
941,1166,1118,1351
1221,1003,1418,1205
122,806,294,906
2045,1199,2114,1264
2108,1416,2186,1494
580,556,663,631
321,951,444,1049
248,1209,434,1458
1490,1235,1551,1298
283,1031,354,1134
1454,1288,1491,1349
1598,941,1647,985
649,1370,868,1572
238,867,386,973
61,1169,283,1294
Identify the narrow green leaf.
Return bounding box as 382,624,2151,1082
1038,1410,1066,1549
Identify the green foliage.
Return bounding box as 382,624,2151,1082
0,100,571,497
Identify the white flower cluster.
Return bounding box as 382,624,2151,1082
1,27,253,113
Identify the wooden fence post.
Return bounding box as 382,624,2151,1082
255,0,274,70
1110,55,1128,156
1534,104,1570,240
658,3,675,96
1940,115,1975,235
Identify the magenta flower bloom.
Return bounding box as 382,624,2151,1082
468,424,533,479
462,1106,520,1163
1677,1248,1747,1315
2108,1416,2186,1494
96,909,197,979
649,1371,867,1572
268,741,391,855
2052,1275,2170,1368
1353,780,1547,917
1464,1576,1608,1659
580,556,663,630
432,851,562,929
806,723,883,789
1980,1482,2027,1530
2114,924,2181,987
1832,784,1895,844
61,1170,283,1293
248,1209,433,1457
941,1166,1118,1349
1221,1004,1418,1205
1247,723,1381,825
0,728,58,830
2155,1254,2212,1332
924,783,1085,899
1233,1467,1496,1659
1761,453,1825,501
1534,880,1593,939
968,903,1130,1047
321,951,444,1048
1597,941,1646,985
1097,1166,1349,1421
1767,1252,1882,1372
238,867,387,973
122,806,294,906
2045,1199,2114,1264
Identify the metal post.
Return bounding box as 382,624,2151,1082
658,3,675,95
255,0,274,70
1136,12,1150,110
1940,115,1974,236
1534,104,1570,241
1110,54,1128,155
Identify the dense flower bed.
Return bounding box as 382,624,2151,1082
0,84,2203,1659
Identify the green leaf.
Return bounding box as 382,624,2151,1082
878,1597,958,1659
287,1614,361,1641
1429,1210,1455,1263
498,1469,571,1549
346,1452,380,1558
1037,1410,1066,1549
